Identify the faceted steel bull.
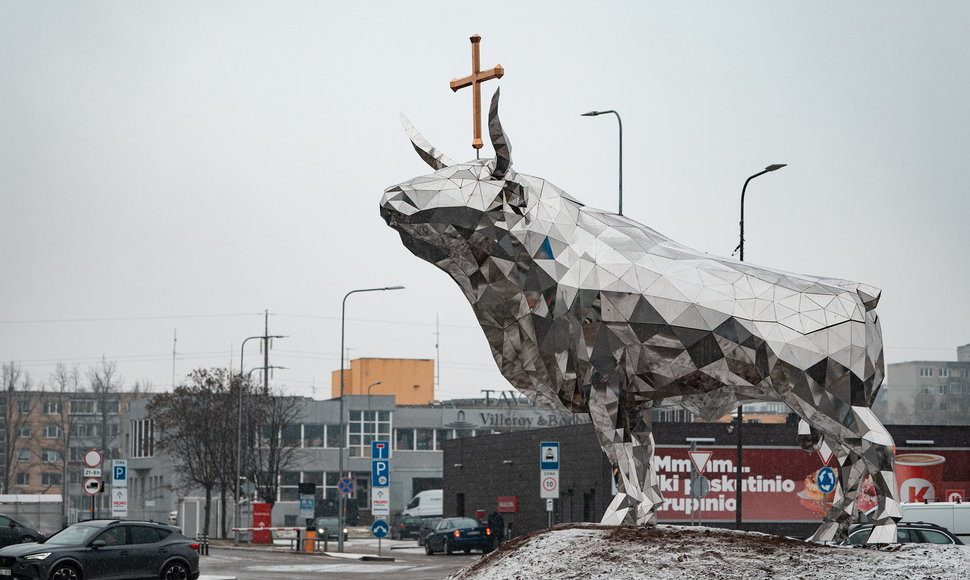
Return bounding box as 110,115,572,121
380,89,900,543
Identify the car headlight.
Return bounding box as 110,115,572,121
23,552,51,560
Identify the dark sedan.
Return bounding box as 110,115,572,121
0,515,44,547
424,517,494,555
0,519,200,580
391,516,424,541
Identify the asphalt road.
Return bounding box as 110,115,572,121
200,538,485,580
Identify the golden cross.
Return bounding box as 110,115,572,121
450,34,504,150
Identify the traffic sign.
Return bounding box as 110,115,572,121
540,469,560,499
540,442,560,470
546,498,554,512
690,476,711,499
688,451,713,475
371,519,389,538
817,467,837,494
817,441,834,466
112,460,127,488
83,477,103,495
371,460,389,487
372,440,390,460
338,477,354,494
83,449,103,469
83,468,102,478
371,487,390,516
111,488,128,517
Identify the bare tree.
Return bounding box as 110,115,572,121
3,362,33,494
248,388,302,508
88,357,123,460
47,363,82,521
149,368,235,537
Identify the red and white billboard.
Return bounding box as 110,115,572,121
653,446,970,522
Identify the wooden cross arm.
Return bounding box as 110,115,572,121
450,65,505,92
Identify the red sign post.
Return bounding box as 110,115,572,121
252,503,272,544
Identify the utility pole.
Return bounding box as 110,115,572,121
263,310,269,394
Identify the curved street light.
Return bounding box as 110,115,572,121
734,163,786,529
338,286,404,552
581,109,623,215
235,334,284,544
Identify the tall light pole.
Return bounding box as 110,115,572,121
366,381,382,413
581,109,623,215
734,163,786,529
236,334,284,544
338,286,404,552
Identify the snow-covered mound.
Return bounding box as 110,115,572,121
447,523,970,580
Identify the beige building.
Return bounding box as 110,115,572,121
330,358,435,405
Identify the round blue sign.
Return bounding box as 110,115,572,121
338,477,354,494
371,519,389,538
816,466,837,494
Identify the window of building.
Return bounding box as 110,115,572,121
98,400,120,415
42,425,62,439
18,401,31,414
42,473,62,486
415,428,434,450
303,424,325,448
939,385,947,394
43,401,63,414
395,428,415,450
130,419,155,458
71,423,95,437
325,424,343,448
16,449,30,462
70,400,95,415
920,385,934,394
435,429,454,450
15,472,29,486
69,470,83,485
282,425,301,448
919,367,933,377
17,426,31,439
69,447,88,461
940,368,951,378
347,410,391,458
42,449,62,463
280,471,300,501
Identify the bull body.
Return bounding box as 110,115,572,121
381,90,900,543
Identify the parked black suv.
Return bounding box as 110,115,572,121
0,519,200,580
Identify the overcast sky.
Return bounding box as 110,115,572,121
2,1,968,401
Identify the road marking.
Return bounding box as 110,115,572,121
244,564,410,573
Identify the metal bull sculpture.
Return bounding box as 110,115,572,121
380,89,900,543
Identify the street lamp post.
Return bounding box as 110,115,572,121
366,381,382,412
581,109,623,215
235,334,284,545
338,286,404,552
734,163,786,529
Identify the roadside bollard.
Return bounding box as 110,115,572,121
197,535,210,556
304,527,317,553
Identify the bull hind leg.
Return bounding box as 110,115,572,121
786,380,900,543
588,383,663,526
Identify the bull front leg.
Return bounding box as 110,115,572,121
588,383,664,526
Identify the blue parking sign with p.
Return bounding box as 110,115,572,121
372,460,389,487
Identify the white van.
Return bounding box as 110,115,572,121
402,489,443,517
900,502,970,542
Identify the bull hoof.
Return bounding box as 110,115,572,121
807,521,842,543
601,493,638,526
865,522,897,544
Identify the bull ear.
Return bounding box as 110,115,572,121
488,88,512,180
400,113,456,170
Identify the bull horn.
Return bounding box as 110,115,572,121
488,88,512,180
400,113,455,170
